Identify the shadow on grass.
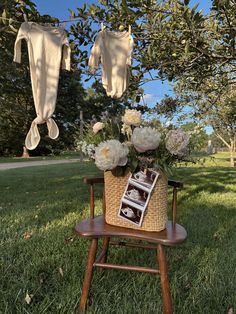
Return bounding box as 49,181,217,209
176,166,236,195
170,200,236,314
1,164,236,313
167,166,236,313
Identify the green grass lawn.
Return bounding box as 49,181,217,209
0,151,79,163
0,157,235,313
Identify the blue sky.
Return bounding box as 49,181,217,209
33,0,213,133
33,0,212,23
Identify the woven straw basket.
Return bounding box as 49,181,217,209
104,170,168,232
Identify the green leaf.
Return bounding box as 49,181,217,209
69,9,76,18
9,25,18,33
135,95,141,103
2,9,7,25
192,3,199,11
81,4,86,12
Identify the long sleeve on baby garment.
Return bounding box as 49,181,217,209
14,22,28,64
88,30,134,99
14,22,71,150
62,34,71,71
88,33,103,74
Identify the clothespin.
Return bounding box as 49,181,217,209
23,13,28,22
59,21,66,28
128,25,131,34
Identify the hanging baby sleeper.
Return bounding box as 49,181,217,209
14,22,71,150
88,28,134,99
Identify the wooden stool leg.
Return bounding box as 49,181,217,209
79,239,98,313
157,244,173,314
100,237,110,264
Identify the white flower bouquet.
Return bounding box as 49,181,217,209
77,109,191,176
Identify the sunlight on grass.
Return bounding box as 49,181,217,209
0,157,235,313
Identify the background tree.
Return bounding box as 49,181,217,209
152,97,208,153
0,0,86,156
1,0,235,159
69,0,235,90
202,89,235,167
181,121,209,153
84,80,148,120
0,0,37,155
174,76,236,166
68,0,235,165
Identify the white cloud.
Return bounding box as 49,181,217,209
141,94,162,108
142,93,154,101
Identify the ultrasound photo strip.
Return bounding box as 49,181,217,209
118,170,160,226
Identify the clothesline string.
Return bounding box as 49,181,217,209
1,17,234,32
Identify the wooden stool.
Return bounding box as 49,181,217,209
75,177,187,313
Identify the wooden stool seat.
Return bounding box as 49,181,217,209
75,215,187,246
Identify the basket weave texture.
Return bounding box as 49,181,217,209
104,170,168,232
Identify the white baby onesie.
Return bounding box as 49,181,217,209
14,22,71,150
88,30,134,99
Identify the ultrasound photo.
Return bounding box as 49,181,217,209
118,202,144,226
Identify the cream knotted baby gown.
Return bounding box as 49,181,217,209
14,22,71,150
88,29,134,99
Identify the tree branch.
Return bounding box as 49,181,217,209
215,132,231,149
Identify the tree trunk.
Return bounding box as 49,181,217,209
80,110,84,162
229,139,235,167
21,146,30,158
230,151,235,167
215,133,235,167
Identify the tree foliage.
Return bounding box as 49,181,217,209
68,0,235,167
0,0,37,155
175,79,236,165
0,0,86,155
1,0,235,159
69,0,235,93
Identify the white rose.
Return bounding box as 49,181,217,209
131,127,161,153
93,122,104,134
117,143,129,166
165,129,190,156
95,140,129,171
122,109,141,126
121,123,132,137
